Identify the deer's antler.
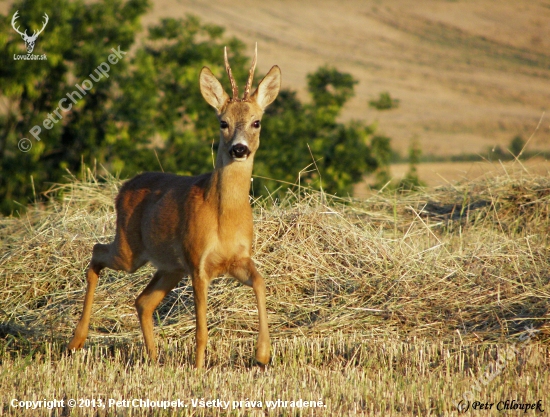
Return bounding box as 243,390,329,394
32,13,49,39
243,43,257,100
224,47,239,100
11,10,27,38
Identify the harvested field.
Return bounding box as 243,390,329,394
1,170,549,415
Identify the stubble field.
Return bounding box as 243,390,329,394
1,169,549,415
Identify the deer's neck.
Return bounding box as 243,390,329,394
208,158,254,220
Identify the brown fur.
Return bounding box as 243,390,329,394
68,50,281,368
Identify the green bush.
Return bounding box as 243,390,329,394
369,91,400,110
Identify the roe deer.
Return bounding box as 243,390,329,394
68,45,281,368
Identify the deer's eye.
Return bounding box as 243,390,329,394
252,120,260,128
220,121,228,129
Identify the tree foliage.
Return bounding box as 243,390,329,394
0,0,392,214
0,0,148,213
509,135,525,157
398,139,425,191
258,66,385,196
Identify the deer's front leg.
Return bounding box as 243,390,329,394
192,273,209,369
135,270,182,361
230,258,270,367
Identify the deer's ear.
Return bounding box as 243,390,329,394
252,65,281,110
200,67,230,111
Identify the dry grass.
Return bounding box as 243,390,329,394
1,169,549,415
356,158,550,195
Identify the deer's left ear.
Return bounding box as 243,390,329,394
252,65,281,110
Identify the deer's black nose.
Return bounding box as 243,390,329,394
229,143,250,159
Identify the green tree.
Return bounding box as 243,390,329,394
398,139,425,191
370,135,393,188
0,0,149,213
510,135,525,157
258,67,387,196
1,1,393,213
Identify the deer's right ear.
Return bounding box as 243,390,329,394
200,67,230,111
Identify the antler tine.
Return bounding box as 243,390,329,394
11,10,25,36
243,43,258,100
35,13,49,37
224,46,239,100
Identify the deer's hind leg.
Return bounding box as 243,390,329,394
68,238,145,351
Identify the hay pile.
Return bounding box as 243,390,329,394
1,170,549,348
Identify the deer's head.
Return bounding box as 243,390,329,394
12,10,49,54
200,45,281,166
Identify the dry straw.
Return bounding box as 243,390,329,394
1,168,550,415
1,168,549,347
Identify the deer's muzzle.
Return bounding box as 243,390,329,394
229,143,251,161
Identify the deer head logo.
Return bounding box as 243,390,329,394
11,10,49,54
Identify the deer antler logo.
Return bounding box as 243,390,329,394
11,10,49,54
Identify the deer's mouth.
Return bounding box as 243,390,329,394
229,143,251,161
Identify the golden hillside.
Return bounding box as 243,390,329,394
2,0,549,158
